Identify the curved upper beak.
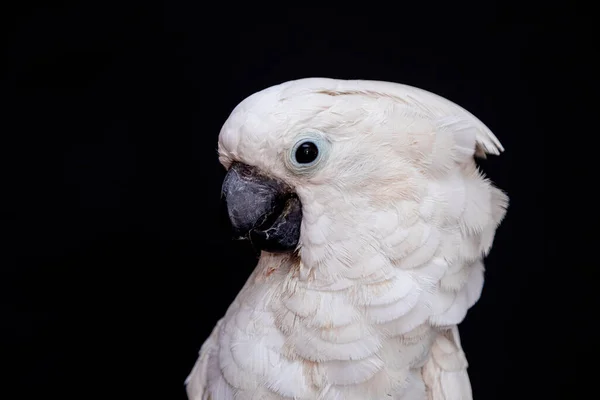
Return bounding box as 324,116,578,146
221,162,302,253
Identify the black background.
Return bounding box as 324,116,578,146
2,2,579,399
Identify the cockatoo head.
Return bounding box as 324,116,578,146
218,78,507,274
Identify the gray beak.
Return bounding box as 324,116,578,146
221,162,302,253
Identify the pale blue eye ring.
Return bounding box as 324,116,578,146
287,134,329,173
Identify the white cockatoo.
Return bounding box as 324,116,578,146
186,78,508,400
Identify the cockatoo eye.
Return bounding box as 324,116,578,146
287,135,329,174
294,141,319,164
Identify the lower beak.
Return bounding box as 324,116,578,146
221,162,302,253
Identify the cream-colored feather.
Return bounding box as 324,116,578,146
187,78,508,399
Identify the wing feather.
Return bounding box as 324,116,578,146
185,320,223,400
422,326,472,400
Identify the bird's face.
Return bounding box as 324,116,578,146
217,82,431,255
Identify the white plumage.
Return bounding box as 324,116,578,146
186,78,508,399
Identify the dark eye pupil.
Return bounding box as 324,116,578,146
295,142,319,164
